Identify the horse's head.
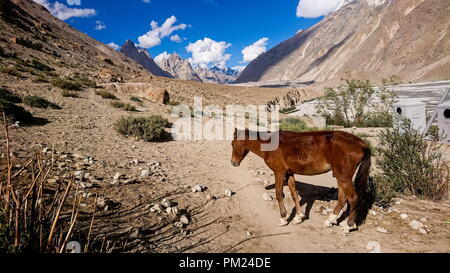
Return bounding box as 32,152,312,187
231,129,249,167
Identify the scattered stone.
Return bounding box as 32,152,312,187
172,206,179,215
174,221,184,228
113,172,122,180
246,231,252,237
83,173,91,180
47,178,58,184
80,182,93,189
161,198,172,208
191,185,204,193
140,169,151,177
409,220,424,230
205,194,215,201
420,217,427,222
262,193,273,201
263,180,271,187
376,227,388,233
400,213,408,220
110,180,120,186
165,207,172,214
418,228,428,234
224,189,233,197
74,170,84,179
150,204,162,213
366,241,382,253
370,210,377,216
180,215,190,225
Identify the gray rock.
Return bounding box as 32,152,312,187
262,193,273,201
409,220,424,230
224,189,233,197
191,185,204,193
113,172,122,180
376,227,388,233
180,215,190,225
140,169,150,177
400,213,408,220
161,198,172,208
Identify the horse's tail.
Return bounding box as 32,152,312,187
354,146,371,225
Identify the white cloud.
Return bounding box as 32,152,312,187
186,37,232,68
138,15,188,49
232,65,246,73
170,34,182,43
94,20,106,30
142,0,151,3
242,37,269,63
107,42,120,50
66,0,80,5
296,0,350,18
34,0,96,21
154,51,170,63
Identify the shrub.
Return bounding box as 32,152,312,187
61,90,79,98
72,75,96,88
279,106,298,114
23,96,60,109
0,98,34,123
110,101,136,111
280,118,314,132
114,115,170,142
317,79,395,128
33,76,49,83
16,37,43,51
166,100,180,106
95,90,117,99
0,87,21,103
30,59,53,72
51,77,81,91
130,96,142,103
373,118,449,206
0,66,20,77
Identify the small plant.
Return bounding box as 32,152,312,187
0,66,20,77
30,59,54,72
61,90,79,98
15,37,43,51
51,77,81,91
95,90,117,100
130,96,142,103
23,96,60,109
373,118,449,207
280,118,314,132
114,115,170,142
71,75,96,88
110,101,136,111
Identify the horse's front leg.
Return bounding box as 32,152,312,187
274,172,288,226
287,174,304,224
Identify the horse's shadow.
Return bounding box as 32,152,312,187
266,180,338,221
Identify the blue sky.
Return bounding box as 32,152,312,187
35,0,330,69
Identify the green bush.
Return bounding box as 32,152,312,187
373,118,449,207
23,96,60,109
95,90,117,99
72,75,96,88
61,90,79,98
51,77,81,91
16,37,43,51
0,87,21,103
110,101,136,111
317,79,395,128
0,98,34,123
279,106,298,114
130,96,142,103
30,59,53,72
0,66,20,77
114,115,170,142
280,118,314,132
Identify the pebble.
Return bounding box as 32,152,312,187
246,231,252,237
113,172,122,180
191,185,204,193
366,241,382,253
150,204,162,213
376,227,388,233
224,189,233,197
83,173,91,180
180,215,190,225
263,180,271,187
262,193,273,201
74,170,84,178
418,228,428,234
409,220,424,230
400,213,408,220
140,170,150,177
161,198,172,208
419,217,427,222
172,206,180,215
80,182,93,189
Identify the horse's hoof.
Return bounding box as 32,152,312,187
341,223,357,233
278,218,288,226
293,214,304,225
323,213,338,228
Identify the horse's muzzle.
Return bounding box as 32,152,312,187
231,161,240,167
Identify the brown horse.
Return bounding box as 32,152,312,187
231,129,371,232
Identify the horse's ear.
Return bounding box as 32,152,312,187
233,128,237,138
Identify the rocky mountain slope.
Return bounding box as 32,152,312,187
155,53,201,82
195,66,238,84
236,0,450,84
120,40,173,78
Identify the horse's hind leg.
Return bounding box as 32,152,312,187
337,177,358,232
275,172,288,226
323,186,346,227
287,175,304,224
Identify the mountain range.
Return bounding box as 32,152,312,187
236,0,450,84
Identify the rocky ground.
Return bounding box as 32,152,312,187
2,84,449,253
